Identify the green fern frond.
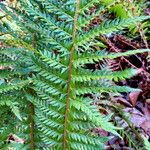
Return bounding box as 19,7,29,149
144,137,150,150
0,95,21,120
73,68,138,82
77,16,150,46
74,49,150,67
79,0,99,13
36,0,74,21
22,2,72,38
78,0,120,29
0,0,149,149
0,80,31,93
75,85,141,95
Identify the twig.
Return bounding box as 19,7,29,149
138,23,149,49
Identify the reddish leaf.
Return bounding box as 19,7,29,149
141,121,150,136
129,91,141,106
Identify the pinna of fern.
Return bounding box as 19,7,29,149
0,0,150,149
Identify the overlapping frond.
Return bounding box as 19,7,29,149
78,0,119,30
73,68,138,82
77,16,150,46
36,0,74,21
74,49,150,68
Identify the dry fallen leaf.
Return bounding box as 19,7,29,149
146,99,150,104
129,91,141,106
124,107,146,127
141,121,150,136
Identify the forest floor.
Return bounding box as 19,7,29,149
98,33,150,150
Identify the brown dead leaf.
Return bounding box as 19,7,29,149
146,99,150,105
141,121,150,136
94,128,108,136
113,96,132,107
124,108,146,127
143,104,150,120
129,91,141,106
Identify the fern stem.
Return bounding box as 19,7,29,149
63,0,80,149
29,102,35,150
29,34,36,150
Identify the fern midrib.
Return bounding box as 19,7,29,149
29,34,36,150
29,102,35,150
63,0,80,149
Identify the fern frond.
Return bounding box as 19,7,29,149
78,0,119,30
77,16,150,46
73,68,138,82
0,80,31,93
75,85,140,95
71,97,119,134
38,51,68,73
74,49,150,68
144,137,150,150
30,58,66,85
36,0,74,22
0,95,21,120
1,0,149,149
79,0,99,13
23,2,72,38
